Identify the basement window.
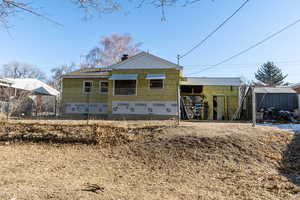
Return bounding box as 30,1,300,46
83,81,93,93
114,80,136,96
100,81,108,94
150,79,164,89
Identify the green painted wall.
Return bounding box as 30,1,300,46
107,68,181,113
204,85,239,120
181,85,240,120
62,78,108,103
62,68,181,115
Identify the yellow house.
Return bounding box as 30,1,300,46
62,52,182,119
61,52,242,120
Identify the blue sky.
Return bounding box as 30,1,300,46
0,0,300,83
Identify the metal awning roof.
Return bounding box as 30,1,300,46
146,74,166,80
109,74,138,80
6,78,60,96
181,77,242,86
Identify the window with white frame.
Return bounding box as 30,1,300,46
99,81,108,94
114,80,136,96
83,81,93,93
149,79,164,89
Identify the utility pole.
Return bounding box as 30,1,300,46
176,54,181,125
177,54,180,65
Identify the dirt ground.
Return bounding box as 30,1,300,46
0,120,300,200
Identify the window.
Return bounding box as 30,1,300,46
193,86,203,93
100,81,108,94
149,79,164,89
181,85,203,94
181,86,193,93
114,80,136,96
83,81,93,93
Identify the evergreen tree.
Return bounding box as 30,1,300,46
255,62,287,86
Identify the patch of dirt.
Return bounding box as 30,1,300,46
0,121,299,200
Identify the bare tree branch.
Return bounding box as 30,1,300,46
0,0,203,27
1,61,46,80
1,0,63,27
85,33,142,67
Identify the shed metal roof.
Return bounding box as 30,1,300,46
181,77,242,86
254,87,296,94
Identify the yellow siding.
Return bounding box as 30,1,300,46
204,85,239,120
107,68,181,113
181,85,239,120
62,78,108,103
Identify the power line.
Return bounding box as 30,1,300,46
3,0,63,27
179,0,250,60
184,59,300,67
185,65,300,77
188,17,300,75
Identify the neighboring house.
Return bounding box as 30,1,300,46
6,78,59,97
291,83,300,108
0,78,59,115
61,52,242,120
254,87,298,111
292,83,300,94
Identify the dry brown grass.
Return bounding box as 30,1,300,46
0,113,7,120
0,120,299,200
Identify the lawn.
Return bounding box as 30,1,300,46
0,120,299,200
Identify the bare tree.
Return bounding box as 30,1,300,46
0,0,201,27
2,61,46,80
49,63,76,91
85,33,142,67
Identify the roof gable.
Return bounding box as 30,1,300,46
108,52,183,70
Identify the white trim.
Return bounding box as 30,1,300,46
146,74,166,80
148,79,164,90
112,101,178,115
99,80,108,94
109,74,138,80
113,80,138,96
82,80,93,94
